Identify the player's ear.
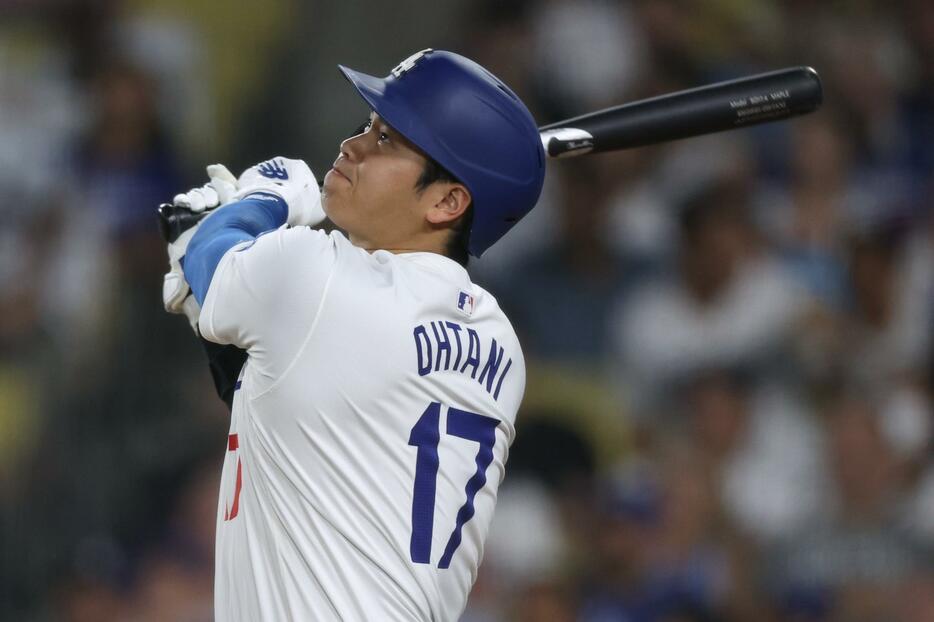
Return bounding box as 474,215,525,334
426,184,471,226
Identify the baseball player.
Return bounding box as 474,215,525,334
159,49,545,620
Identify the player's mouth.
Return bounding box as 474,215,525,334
328,162,352,184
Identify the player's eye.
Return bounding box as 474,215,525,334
377,130,391,144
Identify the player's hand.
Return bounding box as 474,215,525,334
171,164,238,212
161,164,238,333
234,157,326,227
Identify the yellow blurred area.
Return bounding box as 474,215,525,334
125,0,298,153
523,363,632,470
0,364,40,490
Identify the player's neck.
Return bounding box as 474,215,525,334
350,230,449,258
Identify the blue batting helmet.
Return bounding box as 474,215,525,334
338,49,545,257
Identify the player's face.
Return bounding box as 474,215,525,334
321,113,437,251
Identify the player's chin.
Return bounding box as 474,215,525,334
322,171,345,198
320,192,347,229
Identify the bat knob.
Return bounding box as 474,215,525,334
157,202,209,244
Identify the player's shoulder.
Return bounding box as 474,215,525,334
385,252,522,345
245,225,364,263
448,276,524,371
265,224,343,249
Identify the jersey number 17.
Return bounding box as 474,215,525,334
408,401,499,569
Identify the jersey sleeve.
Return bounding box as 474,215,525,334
199,226,339,386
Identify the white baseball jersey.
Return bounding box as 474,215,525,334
199,226,525,621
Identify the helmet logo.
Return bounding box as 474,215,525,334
391,48,433,79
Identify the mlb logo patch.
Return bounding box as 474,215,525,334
457,291,475,316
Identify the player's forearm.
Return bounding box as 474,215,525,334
182,194,288,304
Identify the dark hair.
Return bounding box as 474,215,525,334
415,157,473,266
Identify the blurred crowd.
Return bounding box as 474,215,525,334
0,1,931,621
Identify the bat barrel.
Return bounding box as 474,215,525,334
539,66,822,158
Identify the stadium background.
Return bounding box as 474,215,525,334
0,0,931,620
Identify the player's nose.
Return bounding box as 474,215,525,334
339,133,365,162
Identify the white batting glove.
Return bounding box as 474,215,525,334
162,164,238,333
171,164,238,212
233,157,325,227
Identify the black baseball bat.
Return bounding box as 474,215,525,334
538,66,822,158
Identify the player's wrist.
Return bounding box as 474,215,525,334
231,191,290,226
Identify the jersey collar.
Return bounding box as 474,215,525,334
393,251,471,284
